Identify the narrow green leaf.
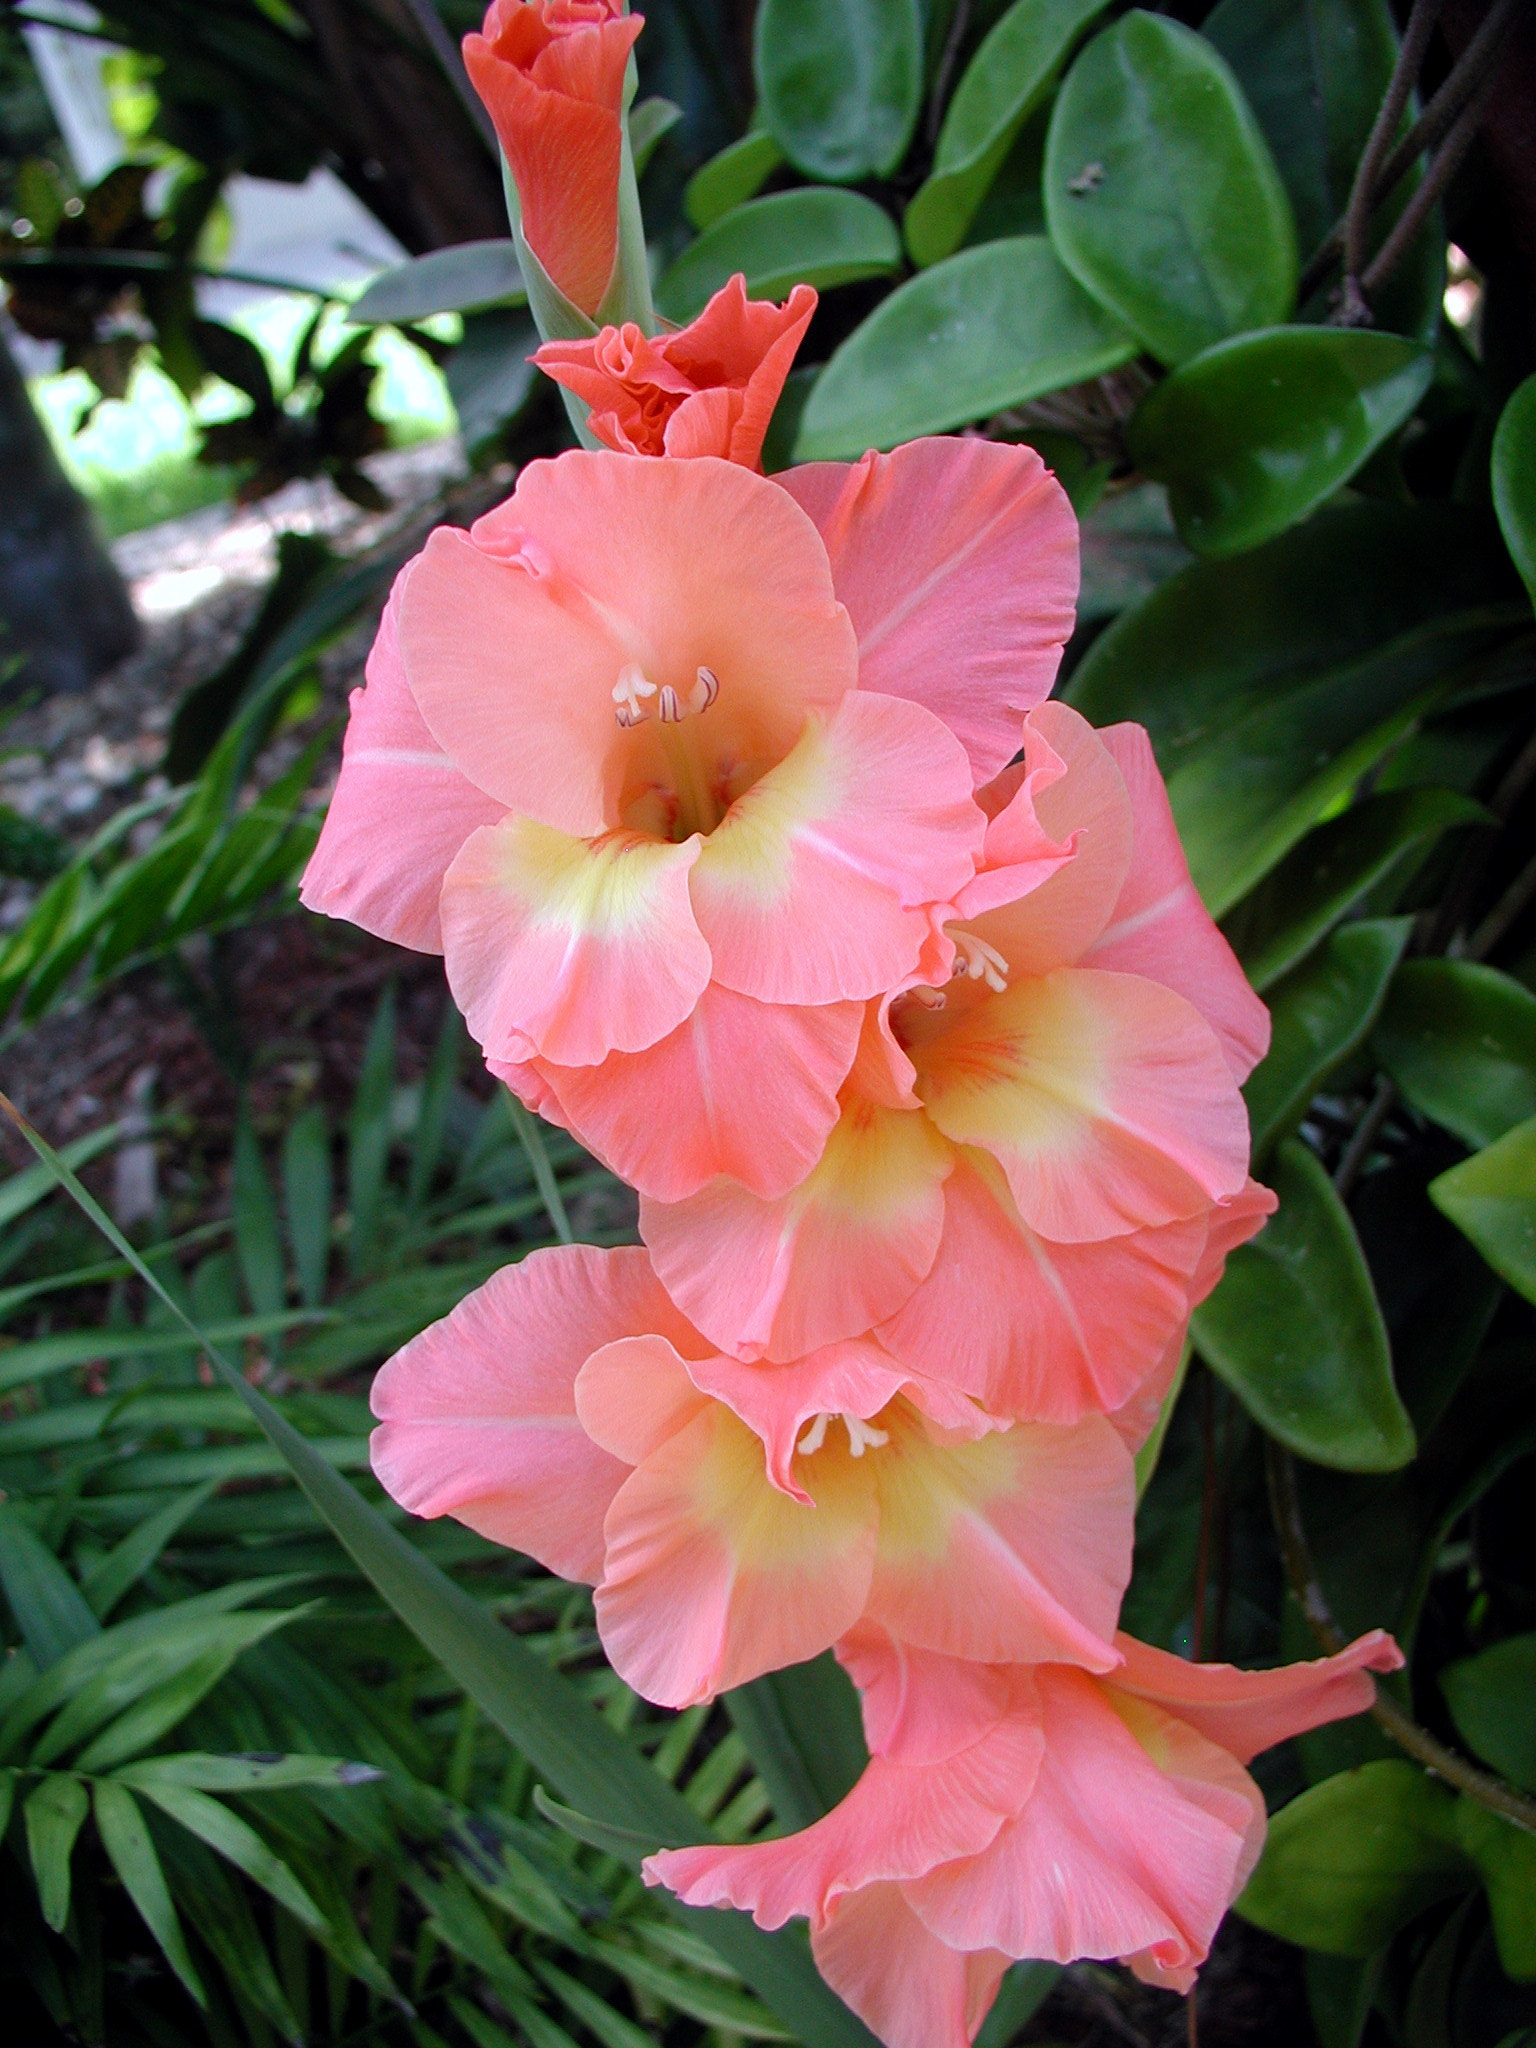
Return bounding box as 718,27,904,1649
347,984,396,1273
1194,1139,1414,1471
538,1957,656,2048
94,1780,206,2004
906,0,1109,265
532,1786,685,1858
282,1103,332,1309
1237,1761,1471,1956
629,96,683,178
115,1751,383,1794
233,1110,286,1319
406,1003,461,1213
1376,961,1536,1150
0,1500,99,1668
1044,10,1297,365
72,1643,267,1773
1244,918,1411,1159
80,1482,218,1621
656,188,901,324
505,1095,574,1246
686,129,785,231
795,234,1135,460
448,308,540,454
755,0,924,182
24,1773,88,1930
350,240,525,324
1439,1634,1536,1794
0,1121,123,1231
1128,328,1432,558
136,1780,327,1931
1492,371,1536,609
581,1937,792,2039
975,1962,1061,2048
726,1653,867,1832
1430,1114,1536,1305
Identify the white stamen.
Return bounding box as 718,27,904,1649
658,684,684,723
691,665,720,713
899,984,947,1012
613,662,657,727
796,1411,890,1458
951,930,1010,993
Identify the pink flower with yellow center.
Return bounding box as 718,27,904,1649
367,1246,1134,1709
641,699,1276,1424
648,1620,1403,2048
302,437,1078,1203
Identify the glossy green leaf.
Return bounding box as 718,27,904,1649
1128,328,1432,558
1430,1114,1536,1305
1440,1634,1536,1793
656,188,900,324
1043,10,1296,365
93,1779,207,2005
1194,1139,1413,1471
726,1653,868,1832
1492,371,1536,609
24,1774,88,1931
905,0,1108,266
795,234,1135,459
1068,503,1523,915
1454,1800,1536,1981
1237,1761,1471,1956
5,1109,880,2048
1223,788,1485,993
282,1102,332,1309
1203,0,1399,253
685,129,785,231
350,240,525,324
755,0,924,182
447,309,540,455
1245,919,1410,1158
1376,962,1536,1150
0,1501,98,1668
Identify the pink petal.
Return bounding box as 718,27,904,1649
1110,1629,1403,1765
640,1100,954,1360
878,1152,1209,1421
907,1668,1255,1970
916,967,1251,1241
690,691,982,1006
440,819,711,1067
645,1695,1041,1926
779,439,1078,784
594,1403,878,1706
949,711,1076,922
531,984,861,1201
368,1245,695,1581
813,1885,1009,2048
1188,1176,1279,1308
400,452,857,836
574,1334,708,1466
836,1623,1019,1765
867,1412,1130,1669
1086,723,1271,1082
300,574,504,951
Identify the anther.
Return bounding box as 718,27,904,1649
613,662,657,727
658,684,684,723
691,665,720,714
796,1411,890,1458
951,930,1010,993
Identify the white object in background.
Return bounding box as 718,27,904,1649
19,0,123,186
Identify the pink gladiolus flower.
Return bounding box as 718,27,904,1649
302,437,1078,1202
648,1621,1404,2047
534,276,817,467
642,699,1275,1422
464,0,643,317
368,1246,1134,1708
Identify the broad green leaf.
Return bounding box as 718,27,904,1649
795,234,1135,460
1431,1115,1536,1304
1128,328,1432,558
629,96,683,178
5,1109,880,2048
755,0,924,182
1492,371,1536,609
1223,789,1485,993
1194,1139,1413,1471
1376,962,1536,1150
348,983,396,1273
1043,10,1296,365
1439,1634,1536,1793
655,188,901,324
135,1780,327,1931
447,309,540,455
350,240,525,324
1454,1800,1536,1981
0,1501,98,1668
685,129,785,231
726,1653,868,1831
233,1110,285,1318
1237,1761,1471,1957
1068,503,1523,916
24,1773,88,1931
905,0,1108,266
1244,919,1410,1158
93,1779,206,2006
1202,0,1399,253
79,1481,218,1620
282,1102,332,1309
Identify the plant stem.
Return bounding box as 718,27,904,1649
926,0,973,151
1359,58,1503,300
1464,845,1536,962
1334,1075,1399,1201
1339,0,1445,316
1266,1441,1536,1836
